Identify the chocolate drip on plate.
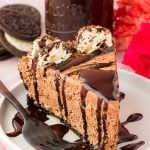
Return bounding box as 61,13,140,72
118,112,145,150
122,113,143,126
118,123,138,144
120,141,145,150
80,87,88,140
7,96,91,149
32,57,39,103
119,113,143,144
7,97,48,137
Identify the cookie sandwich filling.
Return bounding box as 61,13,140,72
4,33,33,52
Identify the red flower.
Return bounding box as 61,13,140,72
114,0,150,50
123,23,150,78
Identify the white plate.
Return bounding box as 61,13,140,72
0,69,150,150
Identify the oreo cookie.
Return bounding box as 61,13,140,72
0,4,41,57
0,42,6,55
0,42,13,60
0,52,13,61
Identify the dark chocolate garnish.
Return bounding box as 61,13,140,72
120,141,145,150
80,69,118,100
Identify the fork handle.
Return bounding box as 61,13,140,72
0,80,30,120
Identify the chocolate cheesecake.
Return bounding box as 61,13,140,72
18,25,120,149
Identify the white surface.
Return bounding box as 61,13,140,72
0,69,150,150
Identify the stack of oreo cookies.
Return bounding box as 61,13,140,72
0,4,41,58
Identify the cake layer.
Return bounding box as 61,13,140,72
18,51,119,149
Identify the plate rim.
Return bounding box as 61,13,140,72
0,69,150,150
0,81,23,150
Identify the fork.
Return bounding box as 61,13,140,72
0,80,77,150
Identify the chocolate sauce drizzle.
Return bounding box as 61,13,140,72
56,52,101,72
55,73,63,112
32,57,39,103
43,67,47,77
101,102,108,149
66,62,114,76
80,88,88,140
96,98,102,146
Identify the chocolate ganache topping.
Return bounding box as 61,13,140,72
79,69,118,100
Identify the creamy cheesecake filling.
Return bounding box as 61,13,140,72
76,26,113,54
4,32,33,52
32,35,72,66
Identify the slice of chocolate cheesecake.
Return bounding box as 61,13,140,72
18,25,120,149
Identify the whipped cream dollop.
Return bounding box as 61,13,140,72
76,25,113,54
5,33,33,52
32,35,72,66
